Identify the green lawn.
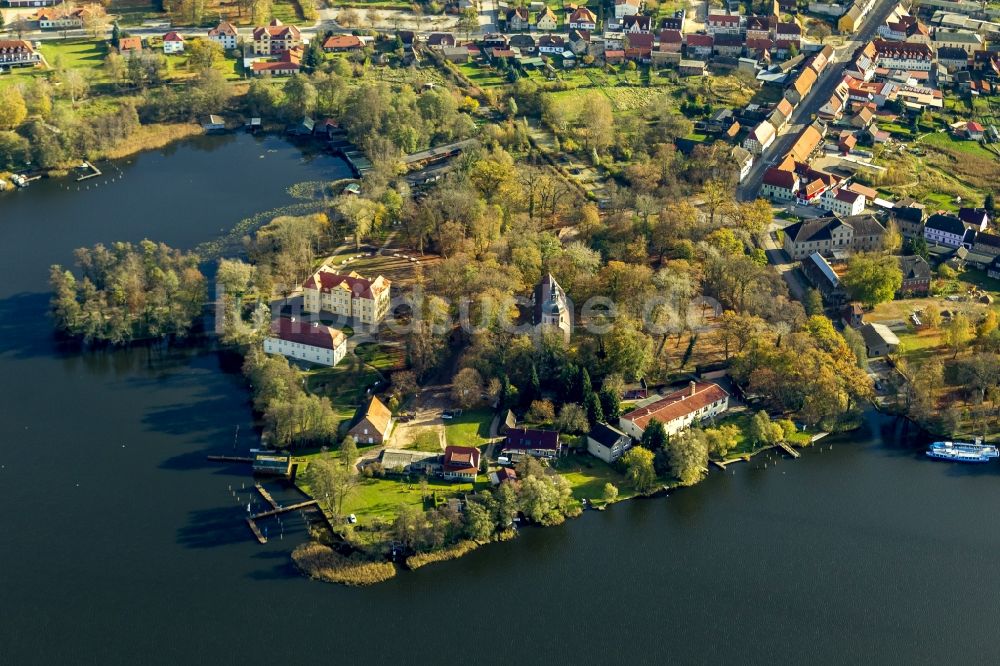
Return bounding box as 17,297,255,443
354,341,403,373
553,456,633,505
411,431,442,452
445,408,494,447
306,362,382,423
920,130,996,159
40,39,110,79
713,412,812,461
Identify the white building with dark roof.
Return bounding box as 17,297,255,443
264,317,347,367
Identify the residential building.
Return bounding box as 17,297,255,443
489,467,518,486
4,0,61,5
685,33,714,58
568,7,596,30
615,0,642,20
536,6,559,30
775,21,801,42
769,97,794,131
263,317,347,367
838,130,858,154
0,40,41,67
323,34,363,52
714,34,743,58
782,214,887,259
745,15,771,40
208,22,239,50
349,396,393,445
761,167,800,201
924,213,968,248
625,33,653,61
872,39,933,71
511,33,539,54
706,13,742,36
731,145,754,182
786,122,824,163
506,7,530,31
251,47,301,76
936,46,969,71
965,122,984,141
118,36,142,57
538,35,565,54
162,31,185,54
502,428,562,459
860,322,900,357
678,59,707,76
743,120,776,154
442,446,480,482
586,422,632,464
425,33,456,50
897,255,931,296
822,187,866,217
657,29,682,52
786,67,818,105
533,273,572,342
971,232,1000,258
302,267,392,325
890,201,926,238
252,19,301,56
33,5,102,29
989,256,1000,280
958,207,989,230
619,381,729,439
622,14,652,34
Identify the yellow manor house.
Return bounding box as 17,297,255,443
302,267,391,325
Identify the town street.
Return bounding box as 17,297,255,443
737,0,903,203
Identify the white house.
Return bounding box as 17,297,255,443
821,188,866,217
924,213,968,248
208,21,239,50
614,0,642,20
163,31,185,54
263,317,347,367
760,167,800,202
586,422,632,463
619,381,729,439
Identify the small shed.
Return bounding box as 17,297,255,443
252,450,292,476
860,323,900,358
202,115,225,132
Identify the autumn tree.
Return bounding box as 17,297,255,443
451,367,484,409
841,253,903,308
622,446,657,494
665,429,709,485
0,86,27,129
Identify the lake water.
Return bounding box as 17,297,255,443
2,134,999,665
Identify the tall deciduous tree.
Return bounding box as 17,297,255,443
622,446,657,494
841,253,903,308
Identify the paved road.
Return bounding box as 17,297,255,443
761,222,809,301
737,0,901,202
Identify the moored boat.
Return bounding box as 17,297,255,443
927,443,994,463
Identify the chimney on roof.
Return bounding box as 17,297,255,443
689,381,697,397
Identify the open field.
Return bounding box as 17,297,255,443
712,412,812,461
553,455,633,505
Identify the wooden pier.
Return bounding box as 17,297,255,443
246,517,268,544
206,455,253,464
250,499,318,521
76,161,102,181
775,441,801,458
711,460,728,470
254,483,278,510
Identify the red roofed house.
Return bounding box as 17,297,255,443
625,33,653,61
323,34,363,52
0,40,42,68
252,18,302,56
685,33,714,58
657,29,682,52
251,46,302,76
619,381,729,439
622,14,652,33
760,166,800,202
442,445,481,482
302,266,391,325
966,121,984,141
118,36,143,57
264,317,347,367
569,7,597,31
163,31,185,55
502,428,562,460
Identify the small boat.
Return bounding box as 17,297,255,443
926,443,994,463
11,174,28,188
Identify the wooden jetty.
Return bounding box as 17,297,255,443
254,483,278,510
711,460,728,470
76,161,102,181
775,441,801,458
250,499,318,521
246,517,268,544
206,455,253,464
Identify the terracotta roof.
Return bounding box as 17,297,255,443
621,382,729,430
253,19,301,40
787,124,822,162
708,13,741,25
570,7,596,22
763,167,797,189
163,32,184,42
303,268,390,300
323,34,362,49
0,39,34,53
443,445,481,474
776,21,801,35
847,181,877,199
792,67,817,96
269,317,346,350
659,29,683,44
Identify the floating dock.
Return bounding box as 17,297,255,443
775,441,801,458
76,161,102,181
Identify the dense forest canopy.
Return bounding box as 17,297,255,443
49,240,206,343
